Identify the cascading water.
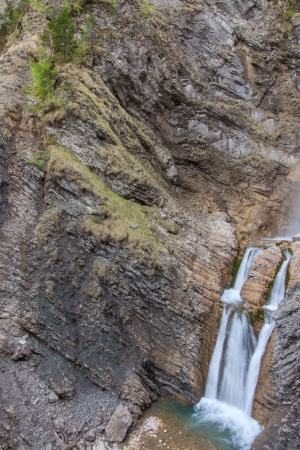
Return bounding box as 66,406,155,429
220,247,262,306
204,247,262,402
193,247,291,450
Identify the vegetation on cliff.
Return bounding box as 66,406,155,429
47,144,166,266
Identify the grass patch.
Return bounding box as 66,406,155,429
27,148,49,171
148,210,180,235
283,5,298,19
48,145,166,265
137,0,156,17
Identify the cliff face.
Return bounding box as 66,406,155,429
0,0,300,448
252,241,300,449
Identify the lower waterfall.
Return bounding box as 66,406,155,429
193,247,291,450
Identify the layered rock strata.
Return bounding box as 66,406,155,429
252,241,300,449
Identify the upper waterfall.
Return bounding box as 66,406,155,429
220,247,263,306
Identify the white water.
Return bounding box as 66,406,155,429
220,247,262,306
193,398,261,450
205,307,231,400
218,312,256,410
193,247,291,449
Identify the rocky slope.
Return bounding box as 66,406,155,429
0,0,300,448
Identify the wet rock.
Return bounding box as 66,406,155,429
105,405,132,442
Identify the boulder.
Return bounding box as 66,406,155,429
47,373,75,400
48,391,59,403
105,405,132,442
8,336,31,361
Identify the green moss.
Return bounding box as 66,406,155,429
256,308,264,321
248,311,254,325
231,248,243,283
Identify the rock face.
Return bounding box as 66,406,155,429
252,242,300,449
0,0,300,448
241,246,283,315
252,331,279,425
105,405,132,442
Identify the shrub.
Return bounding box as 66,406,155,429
27,149,49,171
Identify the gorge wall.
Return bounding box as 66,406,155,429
0,0,300,448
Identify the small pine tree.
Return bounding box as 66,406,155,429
27,52,57,102
48,7,77,61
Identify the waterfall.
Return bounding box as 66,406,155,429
205,247,262,406
193,247,291,450
220,247,262,306
233,247,263,292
